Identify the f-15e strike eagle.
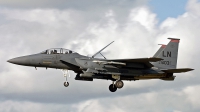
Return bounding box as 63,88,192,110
7,38,194,92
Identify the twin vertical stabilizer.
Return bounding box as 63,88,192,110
152,38,180,69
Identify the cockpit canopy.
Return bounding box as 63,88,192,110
40,48,76,54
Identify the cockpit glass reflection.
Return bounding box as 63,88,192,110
40,48,76,54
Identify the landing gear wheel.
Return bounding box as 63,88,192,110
109,84,117,92
64,82,69,87
115,80,124,89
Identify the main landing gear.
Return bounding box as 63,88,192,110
109,80,124,92
62,69,70,87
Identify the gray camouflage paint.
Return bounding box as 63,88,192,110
7,38,193,91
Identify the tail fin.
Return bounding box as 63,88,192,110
153,44,166,57
152,38,180,69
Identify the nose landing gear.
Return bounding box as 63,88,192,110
64,82,69,87
62,69,70,87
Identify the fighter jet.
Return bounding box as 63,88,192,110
7,38,194,92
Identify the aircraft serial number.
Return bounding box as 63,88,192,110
159,60,171,65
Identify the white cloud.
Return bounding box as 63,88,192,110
0,100,74,112
0,87,198,112
1,9,76,26
0,0,200,112
0,0,148,9
129,6,158,31
184,85,200,109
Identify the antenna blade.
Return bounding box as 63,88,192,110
100,52,107,59
92,41,114,58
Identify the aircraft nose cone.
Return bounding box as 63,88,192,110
7,58,20,64
7,59,14,63
7,58,22,64
7,57,29,65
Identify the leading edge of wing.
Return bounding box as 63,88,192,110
161,68,194,73
60,60,80,70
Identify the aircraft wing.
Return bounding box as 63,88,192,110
60,60,81,72
107,57,163,63
77,57,163,68
101,57,163,68
161,68,194,73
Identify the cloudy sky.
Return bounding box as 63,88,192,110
0,0,200,112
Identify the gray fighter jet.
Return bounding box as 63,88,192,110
7,38,194,92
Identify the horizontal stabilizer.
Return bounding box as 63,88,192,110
160,76,176,81
161,68,194,73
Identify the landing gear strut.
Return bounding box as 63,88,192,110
109,80,124,92
62,69,70,87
